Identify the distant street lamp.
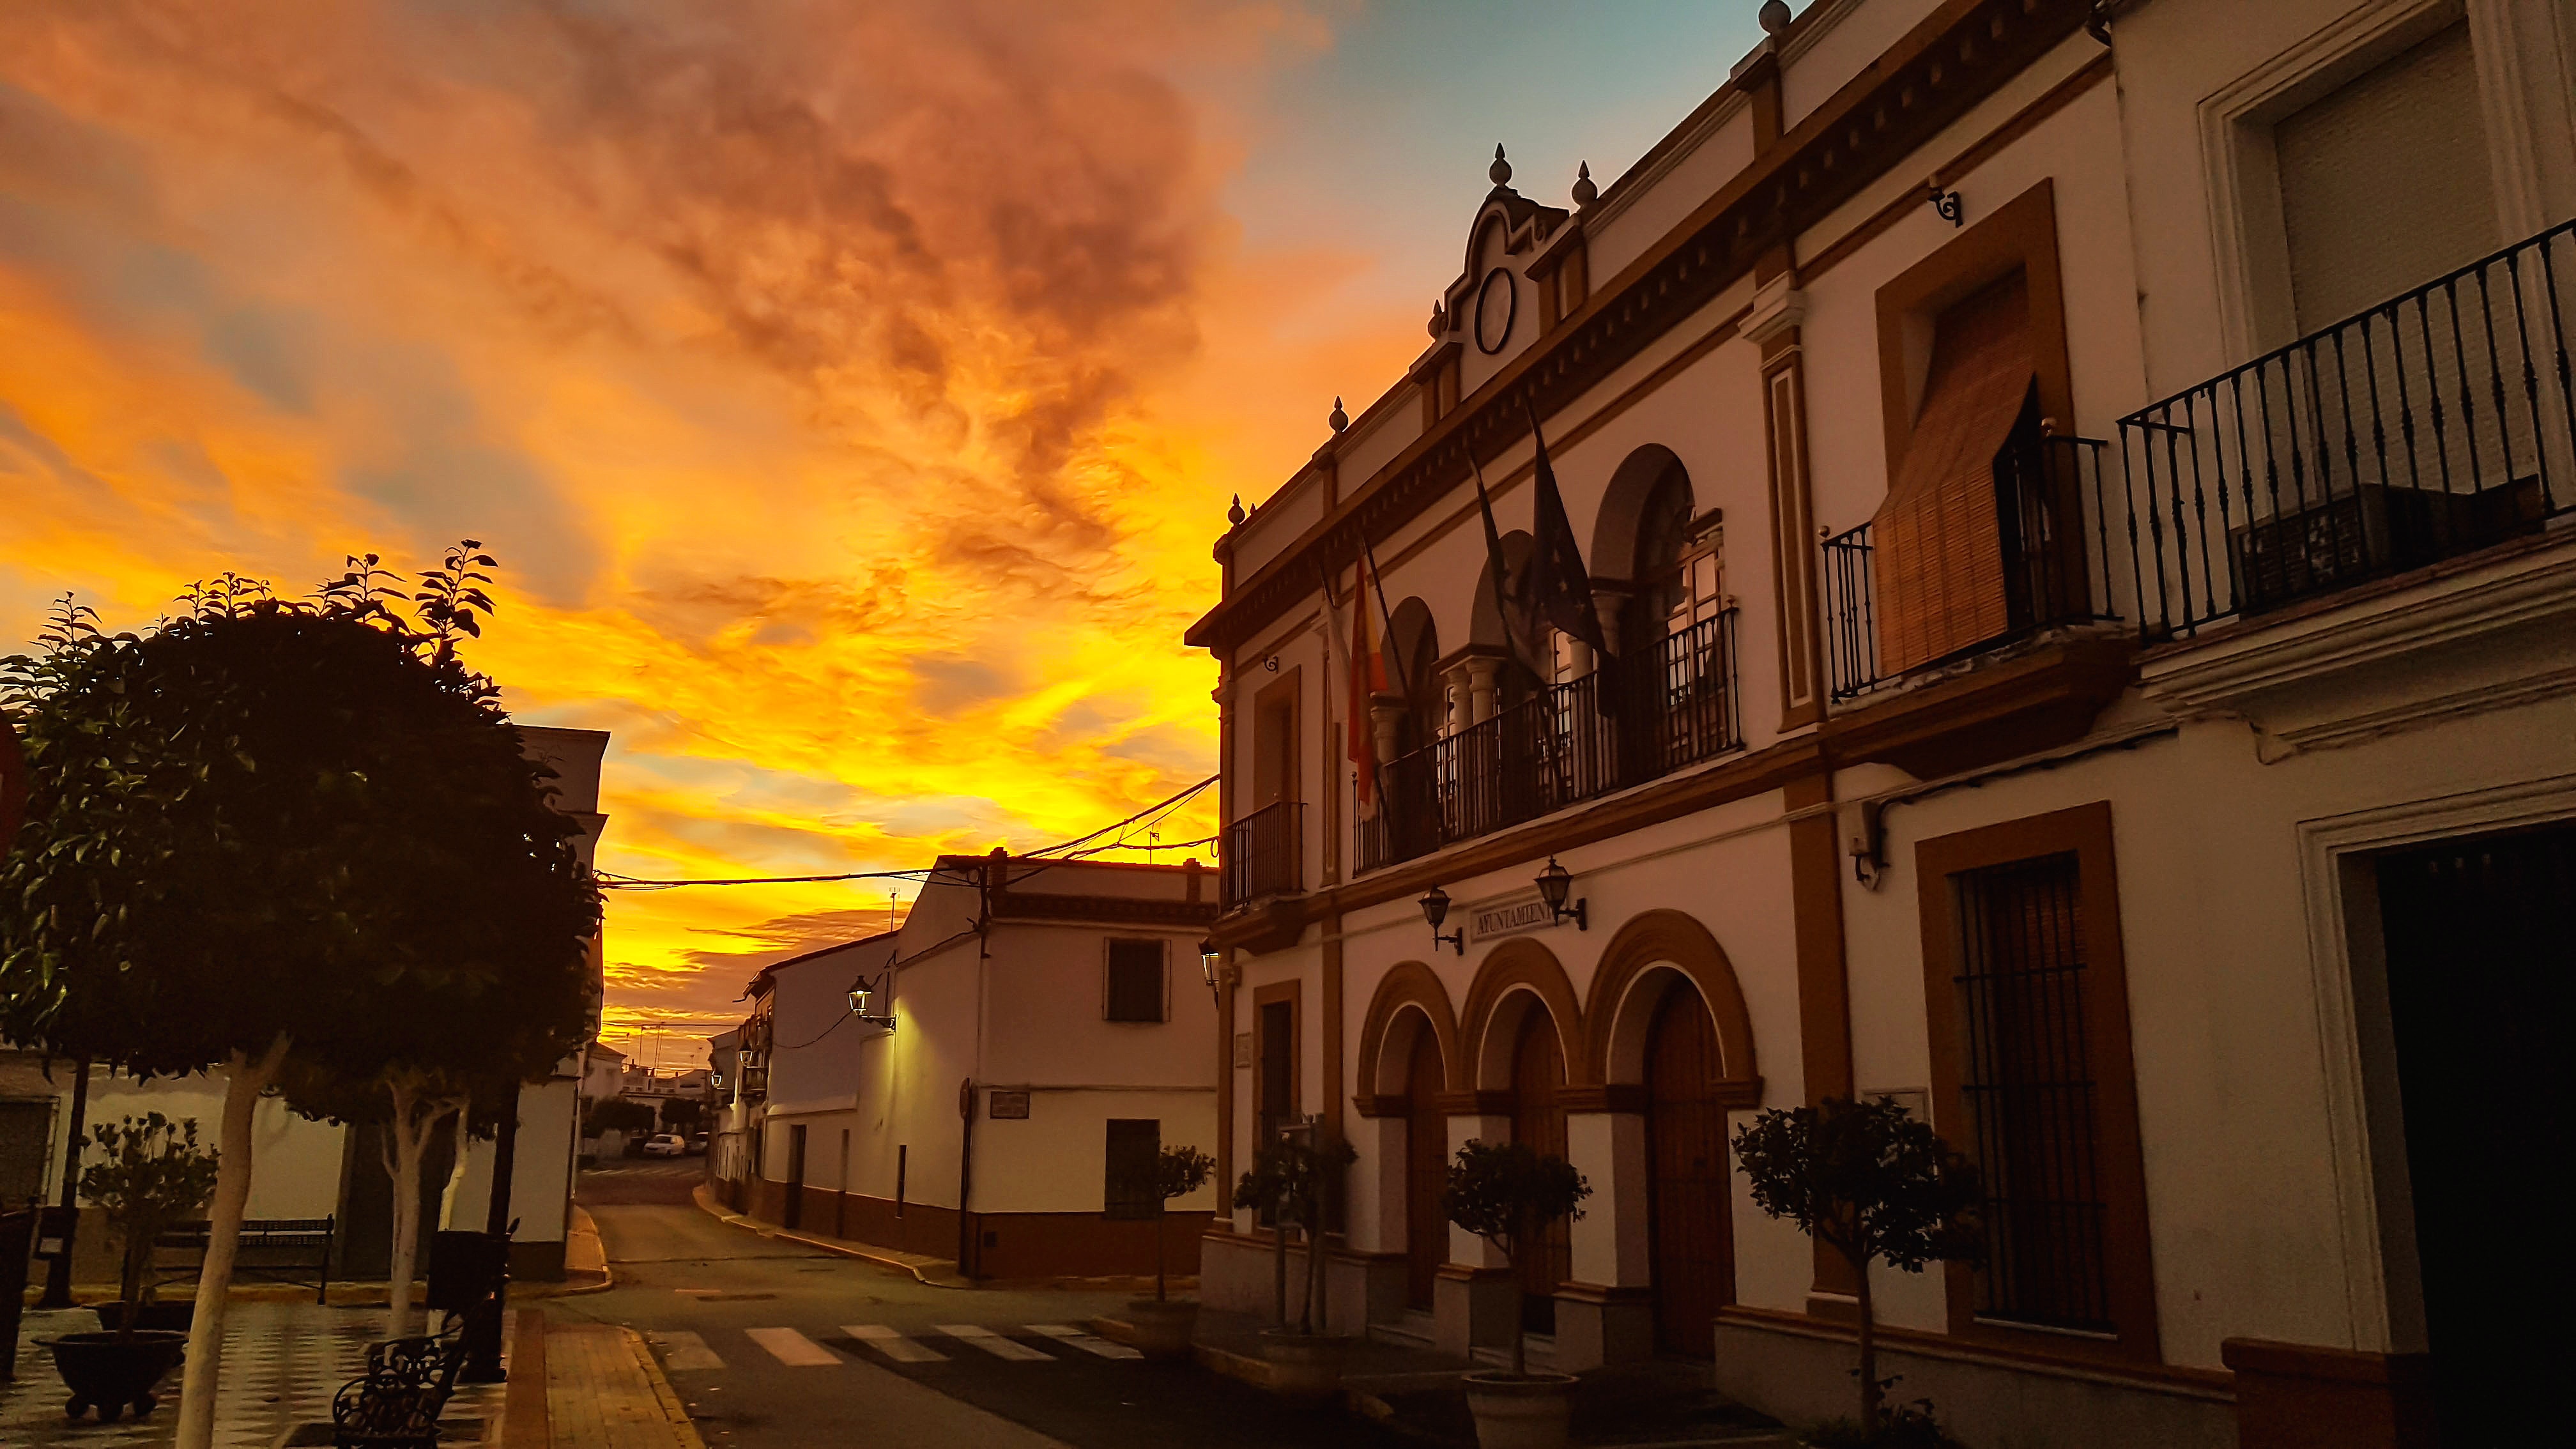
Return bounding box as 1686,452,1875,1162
847,975,897,1031
1199,939,1225,1002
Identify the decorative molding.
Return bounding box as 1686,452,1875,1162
1187,0,2099,657
2136,531,2576,756
1741,272,1809,346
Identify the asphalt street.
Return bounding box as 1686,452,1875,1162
555,1165,1420,1449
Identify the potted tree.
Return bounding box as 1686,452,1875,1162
1234,1128,1356,1395
1123,1144,1216,1358
1733,1096,1983,1448
42,1113,218,1422
1446,1140,1591,1449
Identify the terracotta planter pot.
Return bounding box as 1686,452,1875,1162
44,1330,187,1423
1462,1369,1578,1449
1257,1328,1349,1396
1123,1299,1199,1359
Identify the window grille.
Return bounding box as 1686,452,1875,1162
1105,939,1165,1023
1952,851,2113,1333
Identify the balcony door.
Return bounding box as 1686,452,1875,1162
2374,824,2572,1446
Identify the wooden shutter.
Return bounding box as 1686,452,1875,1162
1105,939,1165,1022
1874,272,2035,675
1103,1118,1162,1219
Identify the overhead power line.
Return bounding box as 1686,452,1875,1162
594,773,1220,890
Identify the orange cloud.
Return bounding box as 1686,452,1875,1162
0,0,1421,1060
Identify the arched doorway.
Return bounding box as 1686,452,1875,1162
1404,1029,1448,1308
1645,981,1733,1355
1510,1006,1570,1335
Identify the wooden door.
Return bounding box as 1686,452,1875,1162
1646,984,1733,1356
1509,1009,1569,1335
1404,1031,1448,1308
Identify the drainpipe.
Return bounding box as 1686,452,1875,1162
956,1078,976,1277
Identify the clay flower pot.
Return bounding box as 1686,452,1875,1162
1123,1298,1199,1359
1462,1369,1579,1449
45,1330,188,1423
1257,1328,1349,1396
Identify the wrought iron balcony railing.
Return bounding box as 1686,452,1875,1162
1822,434,2124,700
1222,800,1304,907
2117,220,2575,638
1357,610,1740,873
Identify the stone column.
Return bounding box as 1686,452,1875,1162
1464,656,1503,724
1556,1096,1655,1370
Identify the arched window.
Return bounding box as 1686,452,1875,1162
1621,463,1721,650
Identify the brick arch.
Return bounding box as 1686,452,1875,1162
1355,960,1462,1101
1459,936,1591,1091
1582,908,1761,1106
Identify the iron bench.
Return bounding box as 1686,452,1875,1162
153,1215,335,1304
331,1315,468,1449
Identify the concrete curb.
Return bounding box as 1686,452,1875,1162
529,1206,617,1298
688,1183,973,1289
623,1324,710,1449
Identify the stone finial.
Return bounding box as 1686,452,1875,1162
1328,397,1349,433
1429,299,1449,338
1759,1,1792,36
1572,160,1598,209
1227,494,1246,526
1489,144,1512,187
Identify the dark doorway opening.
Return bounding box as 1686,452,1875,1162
2374,823,2572,1446
1509,1008,1569,1335
782,1124,808,1231
1646,981,1733,1356
1404,1028,1448,1308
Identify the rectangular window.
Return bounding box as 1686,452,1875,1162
1951,851,2110,1333
1103,1118,1161,1220
1105,939,1166,1023
1917,801,2154,1363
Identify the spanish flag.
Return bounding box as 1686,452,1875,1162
1348,547,1386,818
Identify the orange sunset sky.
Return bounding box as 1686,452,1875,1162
0,1,1774,1066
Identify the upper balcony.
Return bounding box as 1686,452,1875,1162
1358,609,1741,873
1222,800,1303,908
2117,220,2574,638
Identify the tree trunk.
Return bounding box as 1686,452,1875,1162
174,1034,289,1449
1506,1237,1528,1378
1305,1210,1327,1335
1852,1247,1880,1436
1153,1204,1169,1303
437,1100,471,1230
383,1078,454,1341
1271,1196,1288,1327
116,1227,149,1340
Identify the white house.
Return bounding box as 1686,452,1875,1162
712,850,1223,1280
1191,4,2572,1448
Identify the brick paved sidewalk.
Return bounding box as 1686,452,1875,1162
542,1318,704,1449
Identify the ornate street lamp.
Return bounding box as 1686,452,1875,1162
1535,857,1587,931
1199,939,1225,1001
1420,885,1464,956
848,975,897,1031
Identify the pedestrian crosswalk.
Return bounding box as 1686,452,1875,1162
655,1322,1151,1372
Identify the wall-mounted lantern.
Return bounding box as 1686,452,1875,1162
1535,857,1588,931
1420,885,1464,956
848,974,897,1031
1199,939,1225,1001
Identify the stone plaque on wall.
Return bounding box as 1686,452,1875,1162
1233,1032,1253,1068
986,1089,1031,1120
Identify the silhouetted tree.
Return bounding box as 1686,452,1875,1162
0,548,597,1449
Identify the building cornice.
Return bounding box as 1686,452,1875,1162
1186,0,2096,658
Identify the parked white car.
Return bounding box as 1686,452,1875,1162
641,1133,687,1158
